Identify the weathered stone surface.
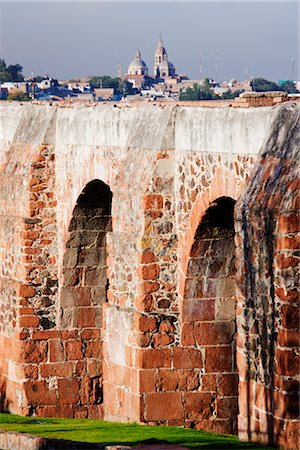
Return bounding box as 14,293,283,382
0,101,298,448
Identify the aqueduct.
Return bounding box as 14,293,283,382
0,100,299,449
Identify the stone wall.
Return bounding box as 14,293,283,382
236,103,299,450
0,101,298,448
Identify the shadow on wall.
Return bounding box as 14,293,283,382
241,207,276,444
0,376,7,412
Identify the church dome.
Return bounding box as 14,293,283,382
127,50,148,76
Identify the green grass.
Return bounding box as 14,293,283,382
0,413,275,449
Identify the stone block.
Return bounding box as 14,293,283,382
58,378,79,404
173,347,202,369
145,392,182,420
65,340,84,361
49,339,65,362
137,348,172,369
194,321,236,346
184,392,214,420
205,346,233,372
40,362,73,378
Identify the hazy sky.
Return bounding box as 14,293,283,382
0,1,298,81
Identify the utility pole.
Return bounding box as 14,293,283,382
244,63,249,81
291,58,296,81
200,52,203,79
214,50,218,83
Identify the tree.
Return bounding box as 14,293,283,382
179,81,218,101
250,78,279,92
0,59,10,81
7,64,24,82
90,76,122,94
0,59,24,82
221,89,244,100
279,80,298,94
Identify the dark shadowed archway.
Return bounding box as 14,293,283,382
59,179,112,417
182,197,238,434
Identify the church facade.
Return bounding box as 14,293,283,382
126,38,176,87
153,38,176,79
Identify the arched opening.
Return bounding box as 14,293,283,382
60,179,112,416
182,197,238,433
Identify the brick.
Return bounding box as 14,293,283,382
139,281,160,294
76,307,96,328
140,251,158,264
40,362,73,378
274,390,300,419
18,315,40,328
140,369,157,393
194,321,235,346
281,304,299,329
205,346,233,372
184,392,214,420
134,313,157,332
15,364,38,380
24,381,57,406
152,332,174,347
80,328,101,339
181,323,195,346
145,392,182,420
19,284,35,298
35,405,74,418
276,235,300,250
218,373,239,396
137,348,172,369
285,421,300,450
183,299,215,322
32,330,59,340
49,340,65,362
276,349,299,377
58,378,79,404
201,374,217,392
276,254,299,270
275,287,298,303
137,264,160,280
85,341,102,359
277,213,299,234
65,340,84,360
217,397,238,419
18,341,48,364
278,328,299,347
135,294,155,312
173,348,202,369
60,287,91,307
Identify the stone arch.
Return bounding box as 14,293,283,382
59,179,112,417
178,166,244,306
180,196,239,434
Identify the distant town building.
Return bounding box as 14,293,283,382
125,50,150,89
154,38,176,79
1,81,28,94
125,38,177,88
127,50,148,76
94,88,115,101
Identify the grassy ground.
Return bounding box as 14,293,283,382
0,413,276,449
